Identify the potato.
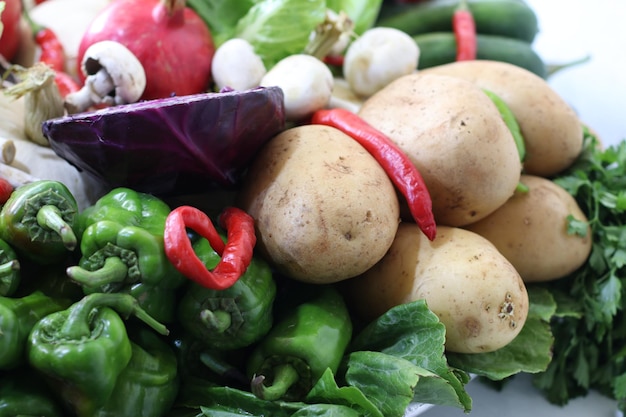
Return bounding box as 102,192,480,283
357,72,522,227
420,60,583,177
343,223,529,353
465,174,592,282
236,124,400,284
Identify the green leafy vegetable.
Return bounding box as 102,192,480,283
185,0,256,46
530,130,626,411
235,0,327,68
326,0,383,34
349,299,472,412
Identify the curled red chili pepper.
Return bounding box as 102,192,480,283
311,108,437,241
453,0,477,61
164,205,256,290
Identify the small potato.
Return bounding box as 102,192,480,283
236,124,400,284
344,224,528,354
420,60,583,177
465,174,592,282
357,72,522,227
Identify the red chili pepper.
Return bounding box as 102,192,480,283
323,54,345,67
34,27,65,72
163,205,257,290
311,108,437,241
53,71,81,97
453,0,477,61
0,177,14,205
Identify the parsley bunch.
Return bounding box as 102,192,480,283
533,129,626,411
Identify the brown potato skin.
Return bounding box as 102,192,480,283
357,72,521,227
420,60,583,177
344,224,528,354
465,175,592,282
236,124,400,284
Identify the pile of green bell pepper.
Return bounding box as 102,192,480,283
67,187,187,323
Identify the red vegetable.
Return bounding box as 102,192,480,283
0,177,13,205
164,205,256,290
42,86,286,195
0,0,22,61
453,0,477,61
76,0,215,100
311,108,437,241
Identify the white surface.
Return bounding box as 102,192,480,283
525,0,626,148
423,2,625,415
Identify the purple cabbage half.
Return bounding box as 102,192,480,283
42,86,286,195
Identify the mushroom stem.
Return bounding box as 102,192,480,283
65,70,116,114
64,40,147,114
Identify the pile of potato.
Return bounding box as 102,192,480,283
238,60,591,355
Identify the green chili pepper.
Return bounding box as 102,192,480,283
0,291,69,370
0,238,20,297
92,328,179,417
483,88,526,162
27,292,169,417
177,236,276,351
67,188,185,323
0,367,65,417
247,287,353,401
0,180,78,265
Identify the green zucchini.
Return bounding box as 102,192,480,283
414,32,547,78
376,0,539,43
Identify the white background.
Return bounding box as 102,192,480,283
525,0,626,147
420,1,624,416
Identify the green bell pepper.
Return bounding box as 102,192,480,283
247,287,353,401
0,291,69,370
0,238,20,297
0,180,78,265
67,188,186,323
177,236,277,351
92,328,179,417
0,367,65,417
77,187,172,237
27,292,169,417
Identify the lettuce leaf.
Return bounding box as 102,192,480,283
235,0,327,69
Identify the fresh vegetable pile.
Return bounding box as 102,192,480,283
0,0,624,416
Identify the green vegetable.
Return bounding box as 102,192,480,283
483,88,526,162
0,291,69,370
91,328,179,417
0,179,78,265
0,237,19,296
177,236,277,350
67,187,185,323
326,0,383,35
413,32,547,78
531,131,626,411
247,286,352,401
376,0,539,43
234,0,327,69
348,299,472,412
27,292,169,417
0,367,65,417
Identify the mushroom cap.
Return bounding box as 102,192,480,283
81,40,147,104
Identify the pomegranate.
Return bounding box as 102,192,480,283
77,0,215,100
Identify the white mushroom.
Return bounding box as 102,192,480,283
64,40,146,114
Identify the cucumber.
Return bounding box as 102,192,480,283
414,32,547,78
376,0,539,43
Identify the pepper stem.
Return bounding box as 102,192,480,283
200,309,232,333
58,293,169,340
0,259,19,276
66,257,129,287
36,204,77,250
250,363,299,401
